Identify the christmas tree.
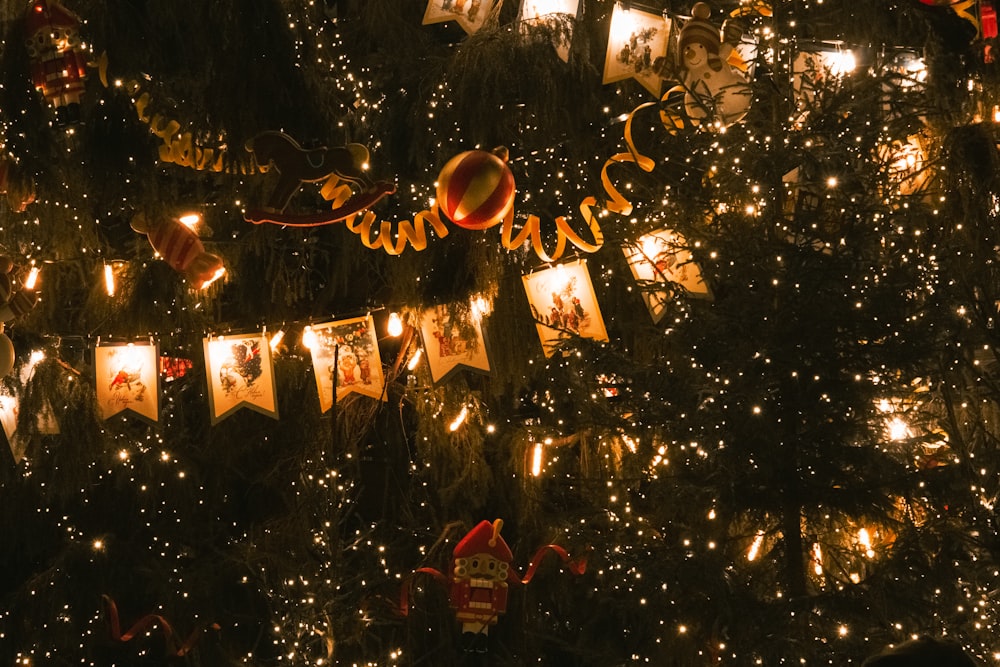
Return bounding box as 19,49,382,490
2,0,1000,664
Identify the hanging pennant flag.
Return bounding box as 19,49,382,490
623,228,711,324
202,332,279,424
519,0,580,62
521,258,609,357
423,0,498,35
307,315,386,412
0,392,23,462
95,341,160,424
603,3,672,96
419,304,491,384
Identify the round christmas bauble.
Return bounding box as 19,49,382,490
436,147,515,230
0,332,15,376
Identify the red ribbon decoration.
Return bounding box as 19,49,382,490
102,594,220,657
516,544,589,584
398,544,588,616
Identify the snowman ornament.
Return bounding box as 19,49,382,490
677,2,751,127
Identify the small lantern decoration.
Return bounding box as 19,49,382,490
131,213,225,290
24,0,88,126
436,147,516,230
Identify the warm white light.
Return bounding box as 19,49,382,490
888,417,910,441
828,49,856,76
104,263,115,297
24,265,39,290
92,539,104,551
449,406,468,432
269,330,285,353
747,531,765,561
641,234,663,261
531,442,544,477
471,295,491,321
858,528,875,558
198,267,226,290
407,347,422,371
302,325,317,350
387,312,404,337
812,543,824,575
179,212,201,227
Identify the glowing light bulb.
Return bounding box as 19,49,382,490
179,212,201,227
24,265,39,290
747,531,765,561
302,325,317,350
387,312,404,337
104,263,115,297
531,442,544,477
407,347,422,371
888,417,910,441
449,406,468,432
269,330,285,353
812,543,824,575
858,528,875,558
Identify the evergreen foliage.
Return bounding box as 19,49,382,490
2,0,1000,665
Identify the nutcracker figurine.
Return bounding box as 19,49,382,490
449,519,513,642
24,0,88,126
402,518,588,654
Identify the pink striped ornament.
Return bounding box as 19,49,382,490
436,147,515,230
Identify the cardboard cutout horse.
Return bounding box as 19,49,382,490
244,131,395,226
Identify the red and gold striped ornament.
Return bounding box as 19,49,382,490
436,146,515,230
131,213,225,289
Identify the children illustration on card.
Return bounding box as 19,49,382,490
423,0,496,34
522,259,608,357
419,304,491,383
308,315,386,410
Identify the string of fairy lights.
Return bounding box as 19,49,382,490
6,0,1000,665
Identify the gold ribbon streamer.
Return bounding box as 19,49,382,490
949,0,982,34
99,53,660,262
344,207,450,256
591,101,657,218
336,100,659,262
99,53,257,174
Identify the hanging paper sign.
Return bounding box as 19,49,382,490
521,258,609,357
308,315,386,411
419,304,491,384
423,0,497,35
519,0,580,62
0,392,23,462
95,342,160,423
603,4,671,96
623,229,711,323
202,332,278,424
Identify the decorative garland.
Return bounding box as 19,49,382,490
96,52,657,263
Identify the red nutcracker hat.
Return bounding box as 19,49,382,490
25,0,81,35
453,519,513,563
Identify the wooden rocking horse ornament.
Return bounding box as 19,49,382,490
243,131,396,227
